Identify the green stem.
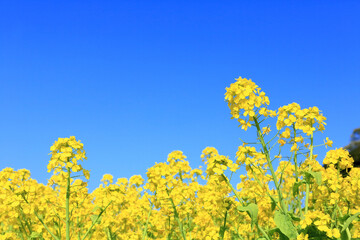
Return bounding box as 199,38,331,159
336,167,352,240
78,217,81,240
81,200,113,240
66,167,71,240
34,211,60,240
292,124,303,218
106,227,113,240
221,174,243,206
142,204,153,240
187,212,192,240
166,189,187,240
245,166,282,211
17,217,29,238
18,207,32,236
336,205,352,240
219,210,228,240
304,133,313,216
221,174,271,240
254,117,287,214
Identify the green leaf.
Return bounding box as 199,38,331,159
30,232,41,239
338,213,351,223
267,227,289,240
341,212,360,232
292,180,305,196
268,227,280,236
271,199,277,212
219,225,228,239
90,214,101,224
274,211,298,240
237,203,258,228
303,170,322,185
288,212,301,222
341,229,349,240
92,206,101,212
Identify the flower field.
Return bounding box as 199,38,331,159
1,77,359,240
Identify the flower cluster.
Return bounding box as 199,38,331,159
323,148,354,170
300,210,341,238
236,145,267,167
225,77,275,130
277,102,327,135
201,147,239,176
47,136,89,179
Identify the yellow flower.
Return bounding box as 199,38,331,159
294,136,304,143
280,128,291,138
278,139,286,146
323,148,354,170
324,137,333,148
276,103,326,135
239,119,252,131
83,169,90,180
101,174,114,185
262,126,271,135
290,143,299,152
129,175,144,186
326,228,341,239
297,233,309,240
225,76,273,131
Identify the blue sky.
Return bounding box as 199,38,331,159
1,1,359,191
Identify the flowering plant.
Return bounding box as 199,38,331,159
0,76,359,239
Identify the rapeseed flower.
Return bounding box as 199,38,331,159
2,77,360,239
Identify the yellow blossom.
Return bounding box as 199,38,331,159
324,137,333,148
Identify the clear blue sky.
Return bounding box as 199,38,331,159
1,1,359,191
